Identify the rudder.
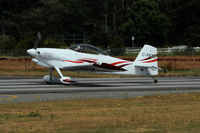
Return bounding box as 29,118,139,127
134,44,158,75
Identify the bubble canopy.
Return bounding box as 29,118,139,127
69,44,106,55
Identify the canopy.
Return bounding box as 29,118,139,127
69,44,106,55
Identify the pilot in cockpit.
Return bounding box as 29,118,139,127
75,46,82,52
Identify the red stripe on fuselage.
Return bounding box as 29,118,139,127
111,61,129,65
60,60,85,63
118,63,132,67
142,59,157,63
78,58,98,61
139,55,157,61
78,58,98,63
61,58,98,64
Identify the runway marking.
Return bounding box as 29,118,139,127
0,94,18,101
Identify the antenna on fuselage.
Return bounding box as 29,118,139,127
34,32,42,49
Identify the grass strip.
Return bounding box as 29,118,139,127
0,93,200,133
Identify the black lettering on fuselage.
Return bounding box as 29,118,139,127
142,53,153,58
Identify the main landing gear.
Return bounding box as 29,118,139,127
152,76,158,83
43,67,75,84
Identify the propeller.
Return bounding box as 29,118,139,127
34,32,42,49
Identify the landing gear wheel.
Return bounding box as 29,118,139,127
154,79,158,83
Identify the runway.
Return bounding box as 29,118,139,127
0,76,200,103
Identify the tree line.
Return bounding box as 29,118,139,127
0,0,199,49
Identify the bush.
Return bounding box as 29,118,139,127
15,35,35,49
41,37,66,48
108,35,125,56
0,36,16,49
27,111,42,118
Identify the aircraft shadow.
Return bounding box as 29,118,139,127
68,81,154,87
68,83,112,87
37,81,155,87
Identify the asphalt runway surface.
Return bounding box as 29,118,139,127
0,76,200,103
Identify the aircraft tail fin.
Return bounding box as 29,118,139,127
134,44,158,75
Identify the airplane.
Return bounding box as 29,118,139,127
27,32,166,84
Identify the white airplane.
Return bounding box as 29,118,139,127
27,32,165,84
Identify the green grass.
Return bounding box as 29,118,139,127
162,69,200,76
0,93,200,133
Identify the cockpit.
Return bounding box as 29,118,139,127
69,44,106,55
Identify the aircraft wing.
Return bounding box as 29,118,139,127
80,58,128,71
93,63,127,71
61,59,128,72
